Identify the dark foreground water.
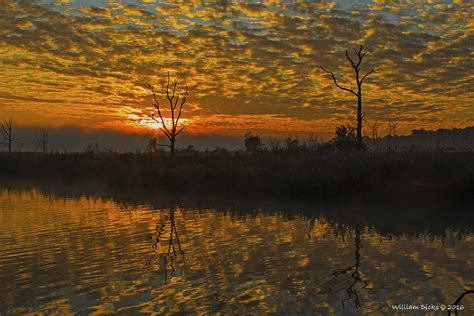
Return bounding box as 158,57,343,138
0,189,473,315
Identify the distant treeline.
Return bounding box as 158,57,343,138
364,126,474,151
1,150,473,202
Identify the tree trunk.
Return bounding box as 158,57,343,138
170,138,175,154
357,89,362,146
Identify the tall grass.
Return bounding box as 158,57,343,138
0,149,473,201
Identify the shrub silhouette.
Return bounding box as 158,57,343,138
333,124,361,150
244,132,262,151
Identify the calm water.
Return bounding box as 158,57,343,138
0,189,473,315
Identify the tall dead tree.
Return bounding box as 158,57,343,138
321,45,374,147
146,72,194,154
36,129,48,153
1,117,18,153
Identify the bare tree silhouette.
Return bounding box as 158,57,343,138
369,121,380,149
1,117,18,153
388,121,397,137
146,72,194,154
321,45,374,147
36,129,48,153
388,121,398,148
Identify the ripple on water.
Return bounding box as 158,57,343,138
0,190,473,314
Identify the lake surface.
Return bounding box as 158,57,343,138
0,189,473,315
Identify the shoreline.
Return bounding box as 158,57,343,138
1,178,473,238
1,150,473,203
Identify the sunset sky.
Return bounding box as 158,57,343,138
0,0,473,141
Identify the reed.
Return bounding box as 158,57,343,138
0,149,473,201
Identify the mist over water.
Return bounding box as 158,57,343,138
8,126,244,152
1,189,473,314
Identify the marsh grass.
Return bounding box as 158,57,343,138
0,149,473,202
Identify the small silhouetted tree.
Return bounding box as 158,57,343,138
333,124,358,149
285,137,299,151
369,121,379,149
267,138,282,151
36,129,48,153
85,142,100,154
244,132,262,151
388,121,398,148
1,117,18,153
388,121,397,137
321,45,374,148
146,72,194,154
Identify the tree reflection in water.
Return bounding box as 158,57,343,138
449,289,474,316
146,207,185,284
316,224,368,310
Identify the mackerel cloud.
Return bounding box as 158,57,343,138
0,0,472,135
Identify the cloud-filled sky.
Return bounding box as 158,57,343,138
0,0,473,140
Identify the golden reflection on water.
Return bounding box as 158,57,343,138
0,189,473,315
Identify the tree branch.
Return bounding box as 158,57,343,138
361,69,375,83
148,114,172,139
166,72,170,101
1,125,8,139
320,65,358,96
148,84,173,137
157,143,171,148
173,95,179,111
355,45,365,68
175,127,184,136
345,50,356,68
449,290,474,316
160,128,173,141
176,93,188,124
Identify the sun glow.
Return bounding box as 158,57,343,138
127,115,190,131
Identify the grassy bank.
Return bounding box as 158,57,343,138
0,150,473,202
